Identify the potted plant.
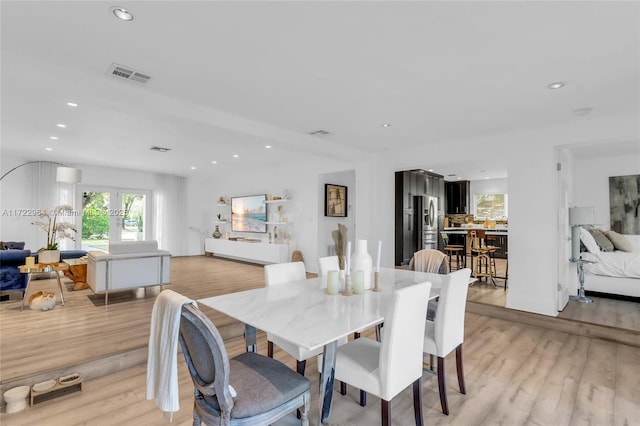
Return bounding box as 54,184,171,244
32,205,77,264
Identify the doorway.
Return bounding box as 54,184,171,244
79,187,151,251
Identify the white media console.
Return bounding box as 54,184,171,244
204,238,290,264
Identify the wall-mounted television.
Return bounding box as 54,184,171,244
231,194,267,233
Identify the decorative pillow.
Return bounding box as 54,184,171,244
589,229,615,252
604,230,633,252
579,227,600,253
2,241,25,250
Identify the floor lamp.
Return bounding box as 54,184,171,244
568,206,596,304
0,161,82,183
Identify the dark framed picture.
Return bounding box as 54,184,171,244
325,184,348,217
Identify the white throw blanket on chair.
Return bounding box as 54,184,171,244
146,289,197,422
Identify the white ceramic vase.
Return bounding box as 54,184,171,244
39,250,60,264
351,239,373,290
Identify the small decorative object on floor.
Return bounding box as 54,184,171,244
29,291,56,311
212,225,222,239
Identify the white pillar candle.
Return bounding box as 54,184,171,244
375,240,382,272
352,270,364,294
326,270,339,295
345,241,351,275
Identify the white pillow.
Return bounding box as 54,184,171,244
580,227,600,253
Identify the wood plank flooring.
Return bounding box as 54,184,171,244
1,255,639,425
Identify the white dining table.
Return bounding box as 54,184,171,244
198,267,443,425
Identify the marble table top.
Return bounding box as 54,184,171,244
198,267,441,352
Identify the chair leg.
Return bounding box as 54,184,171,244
437,356,449,415
381,399,391,426
296,360,306,376
412,378,424,426
354,332,361,339
340,381,347,395
267,340,274,358
456,344,466,394
296,359,307,419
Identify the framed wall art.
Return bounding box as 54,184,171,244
325,184,347,217
609,174,640,234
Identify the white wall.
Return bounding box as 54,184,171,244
185,157,354,272
572,151,640,230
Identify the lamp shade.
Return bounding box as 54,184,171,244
569,206,594,226
56,167,82,184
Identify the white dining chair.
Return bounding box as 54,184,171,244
423,268,472,415
333,281,432,426
317,255,339,277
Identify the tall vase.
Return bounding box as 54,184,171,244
212,226,222,239
351,239,373,290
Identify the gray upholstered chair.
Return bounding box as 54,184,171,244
178,304,311,426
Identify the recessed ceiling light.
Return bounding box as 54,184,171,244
111,7,134,21
427,169,434,172
233,154,239,158
265,145,272,149
573,107,593,116
45,147,53,151
50,136,59,140
190,166,196,170
457,176,462,180
485,177,491,180
211,161,217,164
547,81,566,90
66,102,78,107
381,123,391,128
57,123,66,128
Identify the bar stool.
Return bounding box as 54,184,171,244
468,229,497,286
440,232,464,270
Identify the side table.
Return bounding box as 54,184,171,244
569,257,597,304
18,263,67,311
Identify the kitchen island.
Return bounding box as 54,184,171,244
442,227,508,259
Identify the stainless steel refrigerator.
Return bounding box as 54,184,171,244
417,196,439,251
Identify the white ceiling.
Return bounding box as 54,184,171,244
1,1,639,180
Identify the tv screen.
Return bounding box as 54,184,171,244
231,194,267,233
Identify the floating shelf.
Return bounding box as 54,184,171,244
264,199,290,204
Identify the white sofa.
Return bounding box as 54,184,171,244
87,241,171,304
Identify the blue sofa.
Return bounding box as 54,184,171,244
0,249,31,291
0,248,88,291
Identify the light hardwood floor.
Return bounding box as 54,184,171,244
1,255,639,425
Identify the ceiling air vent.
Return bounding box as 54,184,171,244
150,146,171,153
108,63,151,84
308,130,331,136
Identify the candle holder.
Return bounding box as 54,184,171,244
372,271,382,292
342,274,353,296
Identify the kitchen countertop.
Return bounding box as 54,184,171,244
443,227,508,234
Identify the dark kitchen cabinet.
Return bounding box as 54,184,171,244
395,170,444,266
445,180,470,214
